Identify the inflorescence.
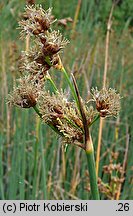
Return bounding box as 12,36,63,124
8,4,121,148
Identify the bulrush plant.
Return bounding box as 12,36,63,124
8,4,121,200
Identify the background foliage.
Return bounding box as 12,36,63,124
0,0,133,199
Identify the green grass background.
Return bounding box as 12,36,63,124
0,0,133,199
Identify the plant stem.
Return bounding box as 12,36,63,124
33,105,42,117
64,116,83,131
46,76,58,93
61,66,79,108
96,3,115,177
33,105,63,136
96,118,103,177
72,75,100,200
45,55,79,107
89,114,100,127
39,124,47,199
86,147,100,200
32,117,40,199
71,0,81,38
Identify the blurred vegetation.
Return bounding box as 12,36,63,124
0,0,133,199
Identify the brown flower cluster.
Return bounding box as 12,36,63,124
9,5,68,109
38,91,96,147
19,5,69,78
91,87,121,117
8,76,43,108
20,30,68,76
85,160,125,200
19,5,53,36
8,5,121,147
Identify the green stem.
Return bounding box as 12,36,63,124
64,116,83,131
33,106,63,136
71,75,99,199
89,114,100,127
61,67,79,108
86,150,100,200
32,118,40,199
45,55,79,107
33,105,42,118
39,124,47,199
45,56,52,66
48,123,63,136
47,76,58,93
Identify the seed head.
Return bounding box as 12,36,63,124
20,30,69,76
91,87,121,117
8,76,43,108
38,91,84,145
19,5,53,37
42,30,69,54
18,5,69,76
19,43,51,76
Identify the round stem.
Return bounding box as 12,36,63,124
86,150,100,200
89,114,100,127
46,76,58,93
61,66,79,108
33,105,42,117
33,105,63,136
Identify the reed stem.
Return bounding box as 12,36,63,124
33,105,63,136
96,4,115,177
86,150,100,200
46,76,58,93
89,114,100,127
61,66,79,108
72,74,100,200
33,105,42,117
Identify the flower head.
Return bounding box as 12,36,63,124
91,87,121,117
42,30,69,55
38,90,84,145
18,4,69,77
8,76,43,108
19,30,69,76
19,42,51,76
19,5,53,37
